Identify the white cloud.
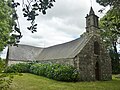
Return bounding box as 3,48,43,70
17,0,105,48
0,47,8,59
18,0,105,47
1,0,107,58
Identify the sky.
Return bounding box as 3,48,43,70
18,0,106,47
0,0,107,58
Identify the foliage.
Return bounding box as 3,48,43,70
30,63,80,82
0,58,5,72
100,13,120,74
22,0,55,33
99,11,119,48
96,0,119,7
5,63,80,82
4,63,31,73
99,9,119,61
97,0,120,34
0,73,13,90
97,0,120,73
8,74,120,90
0,0,55,50
109,50,120,74
8,0,55,42
112,66,120,74
0,3,18,89
0,0,55,89
0,0,14,52
0,58,13,90
99,0,120,52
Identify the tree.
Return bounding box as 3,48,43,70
8,0,56,45
100,9,119,51
0,0,55,51
0,0,55,89
0,57,13,90
96,0,119,7
99,10,120,73
0,1,15,89
97,0,120,73
96,0,120,34
0,0,13,52
96,0,120,53
97,0,120,56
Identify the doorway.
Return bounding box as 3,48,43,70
95,62,99,80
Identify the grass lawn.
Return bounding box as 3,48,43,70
8,73,120,90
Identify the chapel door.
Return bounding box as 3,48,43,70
95,62,99,80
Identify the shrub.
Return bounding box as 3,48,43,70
0,73,13,90
53,65,79,81
4,63,31,73
30,63,80,82
0,58,5,72
5,63,80,82
29,63,47,76
0,58,13,90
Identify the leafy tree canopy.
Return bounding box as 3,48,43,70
0,0,55,52
97,0,120,50
96,0,120,8
97,0,120,73
97,0,120,52
96,0,120,34
0,0,13,52
0,1,55,89
9,0,55,37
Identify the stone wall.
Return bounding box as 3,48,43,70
74,35,95,81
37,58,74,66
74,34,112,81
8,60,28,66
8,58,74,66
100,44,112,80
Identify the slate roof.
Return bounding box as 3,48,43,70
8,33,92,61
8,44,43,61
36,34,91,60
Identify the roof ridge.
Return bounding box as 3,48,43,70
17,44,43,49
44,38,80,49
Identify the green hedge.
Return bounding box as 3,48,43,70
5,63,80,82
30,63,80,82
4,63,31,73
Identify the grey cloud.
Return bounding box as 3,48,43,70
1,0,106,58
18,0,104,47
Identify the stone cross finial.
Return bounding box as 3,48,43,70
89,7,95,15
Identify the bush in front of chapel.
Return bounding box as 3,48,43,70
5,63,80,82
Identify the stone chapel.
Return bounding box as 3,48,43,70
6,7,112,81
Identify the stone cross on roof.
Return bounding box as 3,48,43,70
89,7,95,15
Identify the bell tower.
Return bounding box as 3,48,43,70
85,7,99,34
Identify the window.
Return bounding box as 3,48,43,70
94,41,100,55
94,17,98,27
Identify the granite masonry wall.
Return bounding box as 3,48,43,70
73,34,112,81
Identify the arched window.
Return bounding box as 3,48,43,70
94,41,100,55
